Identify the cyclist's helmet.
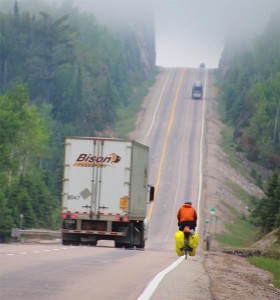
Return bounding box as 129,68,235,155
184,200,192,205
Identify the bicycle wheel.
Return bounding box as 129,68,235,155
184,234,189,260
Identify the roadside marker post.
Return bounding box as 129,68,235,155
209,208,216,233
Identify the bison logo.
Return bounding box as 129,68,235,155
73,153,121,167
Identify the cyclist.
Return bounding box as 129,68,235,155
177,200,198,233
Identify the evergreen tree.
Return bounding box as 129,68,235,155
251,172,280,232
0,191,15,242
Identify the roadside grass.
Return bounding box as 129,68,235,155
220,125,265,188
115,106,139,138
247,256,280,288
221,127,248,177
215,208,259,248
115,92,143,137
264,240,280,258
115,73,157,137
225,179,256,210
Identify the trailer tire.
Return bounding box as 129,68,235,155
138,222,145,249
62,240,71,245
124,243,133,249
71,241,80,246
115,242,124,248
139,239,145,249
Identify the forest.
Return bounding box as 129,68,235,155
218,9,280,233
218,9,280,170
0,1,156,241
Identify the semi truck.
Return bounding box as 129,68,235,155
61,137,154,248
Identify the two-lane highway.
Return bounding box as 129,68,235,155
0,67,212,300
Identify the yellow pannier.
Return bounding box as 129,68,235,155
188,233,199,256
174,230,185,256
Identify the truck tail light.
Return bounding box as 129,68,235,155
70,214,76,219
114,216,120,221
123,216,129,222
61,214,67,219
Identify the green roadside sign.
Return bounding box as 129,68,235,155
210,207,216,214
205,219,210,225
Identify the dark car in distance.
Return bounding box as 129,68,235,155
192,81,203,100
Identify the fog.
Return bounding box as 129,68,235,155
66,0,280,68
155,0,279,68
8,0,280,68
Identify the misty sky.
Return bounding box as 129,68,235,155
154,0,280,68
6,0,280,68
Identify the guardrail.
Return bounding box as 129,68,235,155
11,228,61,242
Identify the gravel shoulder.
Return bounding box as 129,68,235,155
204,250,280,300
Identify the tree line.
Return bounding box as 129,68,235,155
0,1,156,241
218,10,280,170
218,10,280,234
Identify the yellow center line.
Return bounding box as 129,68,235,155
148,69,185,221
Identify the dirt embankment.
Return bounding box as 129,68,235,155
203,79,280,299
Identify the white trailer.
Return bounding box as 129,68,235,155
61,137,154,248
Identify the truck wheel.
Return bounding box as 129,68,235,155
138,222,145,249
71,241,80,246
139,239,145,249
115,242,124,248
71,237,80,246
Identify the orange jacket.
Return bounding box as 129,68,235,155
177,204,198,223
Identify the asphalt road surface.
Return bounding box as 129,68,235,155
0,67,213,300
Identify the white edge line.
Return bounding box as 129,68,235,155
137,256,184,300
197,69,208,232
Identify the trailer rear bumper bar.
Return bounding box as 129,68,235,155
61,229,127,236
